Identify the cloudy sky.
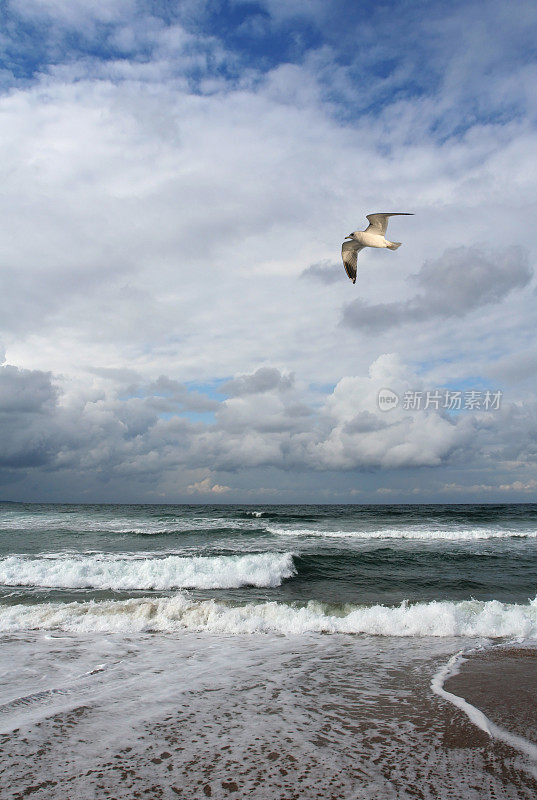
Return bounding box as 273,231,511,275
1,0,537,503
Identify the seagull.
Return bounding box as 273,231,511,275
341,212,414,284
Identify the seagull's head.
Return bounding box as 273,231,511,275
345,232,356,239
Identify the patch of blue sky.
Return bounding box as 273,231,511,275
1,26,125,87
158,409,216,424
203,5,321,69
439,376,502,393
117,384,219,423
409,360,503,416
415,357,502,391
3,0,536,135
435,379,503,418
185,378,229,400
119,381,222,406
0,18,51,83
303,382,336,414
0,1,430,84
428,107,526,145
309,379,336,391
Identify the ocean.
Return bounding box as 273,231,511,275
1,502,537,799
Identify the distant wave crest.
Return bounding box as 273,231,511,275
267,526,537,540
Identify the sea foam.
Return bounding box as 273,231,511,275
2,595,537,638
0,552,296,590
0,514,252,535
267,526,537,540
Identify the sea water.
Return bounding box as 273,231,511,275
1,503,537,798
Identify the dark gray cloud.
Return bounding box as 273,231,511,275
0,365,58,414
0,366,60,467
88,371,220,412
415,246,531,311
300,261,341,285
221,367,294,397
342,247,532,333
1,356,537,501
343,411,388,434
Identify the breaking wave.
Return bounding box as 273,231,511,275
2,595,537,638
0,552,296,590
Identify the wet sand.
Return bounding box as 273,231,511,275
444,645,537,747
2,636,537,799
3,692,537,800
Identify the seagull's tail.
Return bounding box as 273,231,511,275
386,241,402,250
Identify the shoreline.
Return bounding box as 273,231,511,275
442,644,537,752
2,632,537,798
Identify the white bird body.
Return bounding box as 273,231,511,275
349,230,395,248
341,212,413,283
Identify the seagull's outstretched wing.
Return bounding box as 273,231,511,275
365,212,414,236
342,240,363,283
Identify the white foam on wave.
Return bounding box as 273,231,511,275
0,552,296,590
2,595,537,638
268,526,537,540
0,512,256,535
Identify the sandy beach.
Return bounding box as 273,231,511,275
2,632,537,800
444,646,537,747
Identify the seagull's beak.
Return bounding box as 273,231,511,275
345,234,353,239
